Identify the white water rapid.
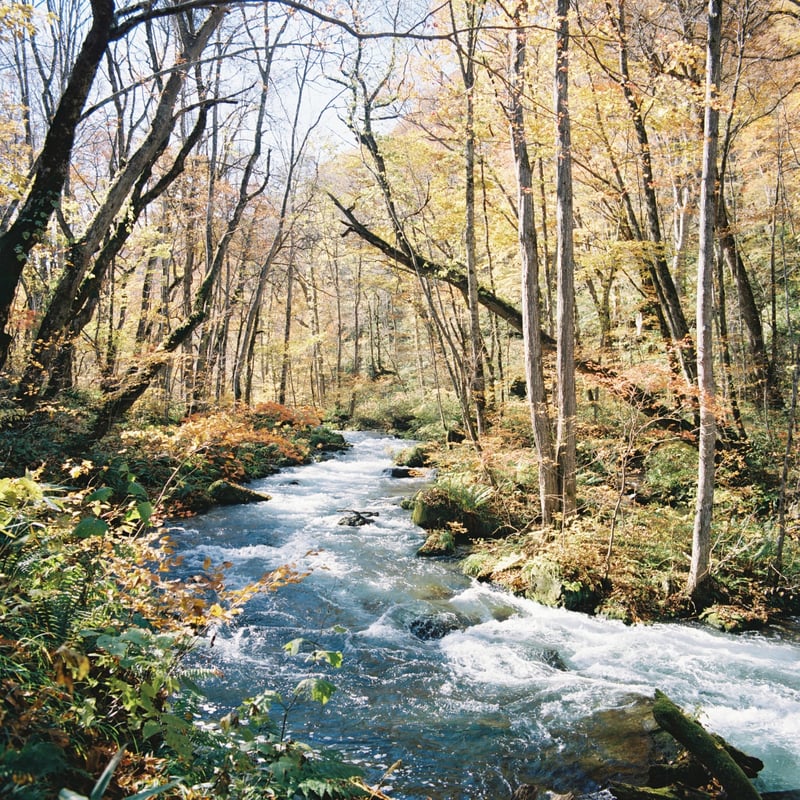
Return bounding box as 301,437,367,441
170,432,800,799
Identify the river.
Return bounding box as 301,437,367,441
170,431,800,799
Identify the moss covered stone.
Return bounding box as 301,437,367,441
416,529,456,557
207,480,271,506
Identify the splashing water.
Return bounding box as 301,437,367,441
170,432,800,798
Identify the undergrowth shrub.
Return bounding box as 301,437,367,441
0,471,374,800
96,406,346,516
642,441,698,505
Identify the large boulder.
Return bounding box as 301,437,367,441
411,487,499,538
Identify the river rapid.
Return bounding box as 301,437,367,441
170,432,800,799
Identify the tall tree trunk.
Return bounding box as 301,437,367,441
348,261,363,417
688,0,722,601
510,1,557,524
715,0,782,411
555,0,577,519
714,241,746,440
717,195,781,409
278,262,294,407
605,0,696,387
451,0,487,437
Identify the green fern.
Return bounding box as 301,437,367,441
437,474,494,511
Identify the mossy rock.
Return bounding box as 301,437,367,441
302,427,350,453
394,443,434,468
596,598,635,624
412,487,459,529
207,480,271,506
417,529,456,557
521,557,601,612
700,603,768,633
411,487,497,538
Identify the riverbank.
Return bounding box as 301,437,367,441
3,398,795,634
395,423,800,632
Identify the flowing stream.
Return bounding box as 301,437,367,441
171,432,800,798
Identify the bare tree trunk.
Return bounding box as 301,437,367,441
510,1,557,524
450,0,487,437
278,262,294,407
688,0,722,601
554,0,577,519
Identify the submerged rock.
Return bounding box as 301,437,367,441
408,611,464,640
540,648,568,671
337,510,379,526
384,466,429,478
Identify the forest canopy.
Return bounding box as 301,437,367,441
0,0,798,595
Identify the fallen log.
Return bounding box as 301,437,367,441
611,783,711,800
610,783,710,800
650,690,761,800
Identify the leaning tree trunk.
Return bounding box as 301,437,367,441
0,0,114,369
606,1,696,388
16,9,225,403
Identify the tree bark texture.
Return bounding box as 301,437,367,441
0,0,115,368
511,1,557,524
554,0,577,518
688,0,721,599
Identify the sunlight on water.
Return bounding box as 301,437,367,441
174,432,800,798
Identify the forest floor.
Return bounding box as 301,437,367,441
399,413,800,632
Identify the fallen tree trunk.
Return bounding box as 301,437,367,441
611,784,710,800
650,690,762,800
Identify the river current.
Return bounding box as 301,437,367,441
171,431,800,798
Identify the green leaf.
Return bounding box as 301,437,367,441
136,500,153,525
311,649,343,668
73,516,109,538
283,637,305,656
127,479,149,501
294,678,337,705
86,487,114,503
